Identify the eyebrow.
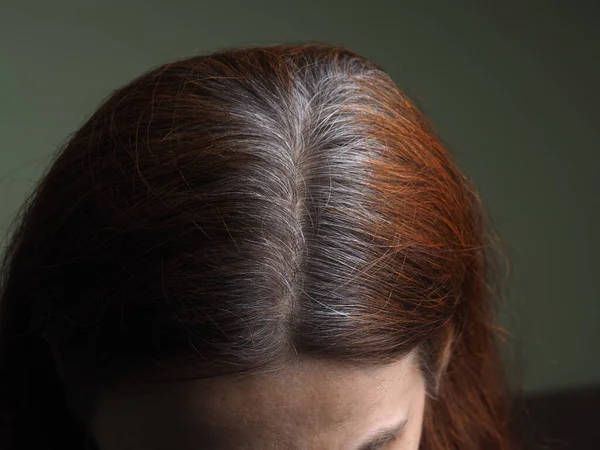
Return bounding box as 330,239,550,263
353,419,408,450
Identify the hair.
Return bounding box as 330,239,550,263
0,42,520,449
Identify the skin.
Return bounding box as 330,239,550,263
89,350,426,450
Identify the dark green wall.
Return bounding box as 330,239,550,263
1,0,598,393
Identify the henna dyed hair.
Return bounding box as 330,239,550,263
0,42,519,449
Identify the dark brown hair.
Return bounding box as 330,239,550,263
0,42,519,449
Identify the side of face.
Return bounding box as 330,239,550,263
90,351,426,450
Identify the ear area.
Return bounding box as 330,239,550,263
432,320,456,396
41,331,97,428
41,331,66,380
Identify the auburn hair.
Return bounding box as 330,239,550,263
0,42,519,449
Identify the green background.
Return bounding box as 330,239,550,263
1,1,598,393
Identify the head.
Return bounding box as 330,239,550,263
0,42,516,449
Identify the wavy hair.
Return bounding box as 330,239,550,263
0,42,519,449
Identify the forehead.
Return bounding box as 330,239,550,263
91,352,424,450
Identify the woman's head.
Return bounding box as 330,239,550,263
0,42,515,449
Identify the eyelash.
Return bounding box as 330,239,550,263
369,435,397,450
